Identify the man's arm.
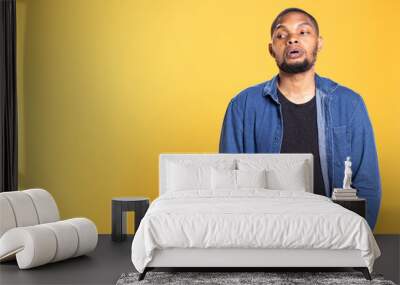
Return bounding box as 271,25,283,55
350,96,382,230
219,98,244,153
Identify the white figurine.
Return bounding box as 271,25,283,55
342,156,353,189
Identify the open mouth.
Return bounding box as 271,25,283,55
286,48,304,59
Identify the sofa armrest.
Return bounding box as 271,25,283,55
0,218,97,269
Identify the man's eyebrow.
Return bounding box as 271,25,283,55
298,22,314,28
275,22,314,32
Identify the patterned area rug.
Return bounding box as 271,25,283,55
116,271,397,285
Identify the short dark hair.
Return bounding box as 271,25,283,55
270,8,319,37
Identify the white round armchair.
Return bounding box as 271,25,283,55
0,189,98,269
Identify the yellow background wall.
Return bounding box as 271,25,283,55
16,0,400,234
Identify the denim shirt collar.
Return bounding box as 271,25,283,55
262,73,338,101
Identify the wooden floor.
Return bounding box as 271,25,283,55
0,235,399,285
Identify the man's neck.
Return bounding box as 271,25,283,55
277,69,316,104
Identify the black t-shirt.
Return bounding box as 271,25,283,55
277,88,326,196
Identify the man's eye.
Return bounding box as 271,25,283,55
300,31,309,35
277,34,286,39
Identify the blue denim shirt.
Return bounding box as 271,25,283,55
219,73,381,230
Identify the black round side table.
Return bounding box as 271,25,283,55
111,197,149,242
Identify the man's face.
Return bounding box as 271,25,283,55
269,12,323,74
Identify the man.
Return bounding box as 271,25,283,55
219,7,381,230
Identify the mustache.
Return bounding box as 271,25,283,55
282,45,318,58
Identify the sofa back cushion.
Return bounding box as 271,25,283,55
0,189,60,238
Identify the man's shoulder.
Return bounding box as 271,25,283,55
323,76,365,108
321,76,370,123
230,80,269,105
317,74,356,95
233,80,267,98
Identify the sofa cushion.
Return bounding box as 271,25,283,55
0,189,60,239
0,196,17,237
0,218,97,269
0,191,39,228
24,189,60,224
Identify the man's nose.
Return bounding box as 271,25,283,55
287,36,299,45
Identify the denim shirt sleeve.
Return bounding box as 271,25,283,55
219,97,244,153
350,96,382,230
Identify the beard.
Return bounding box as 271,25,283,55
277,46,318,74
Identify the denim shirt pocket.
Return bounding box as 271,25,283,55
332,125,350,185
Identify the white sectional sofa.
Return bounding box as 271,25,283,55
0,188,98,269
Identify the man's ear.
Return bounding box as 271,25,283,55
268,43,275,58
317,36,323,52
